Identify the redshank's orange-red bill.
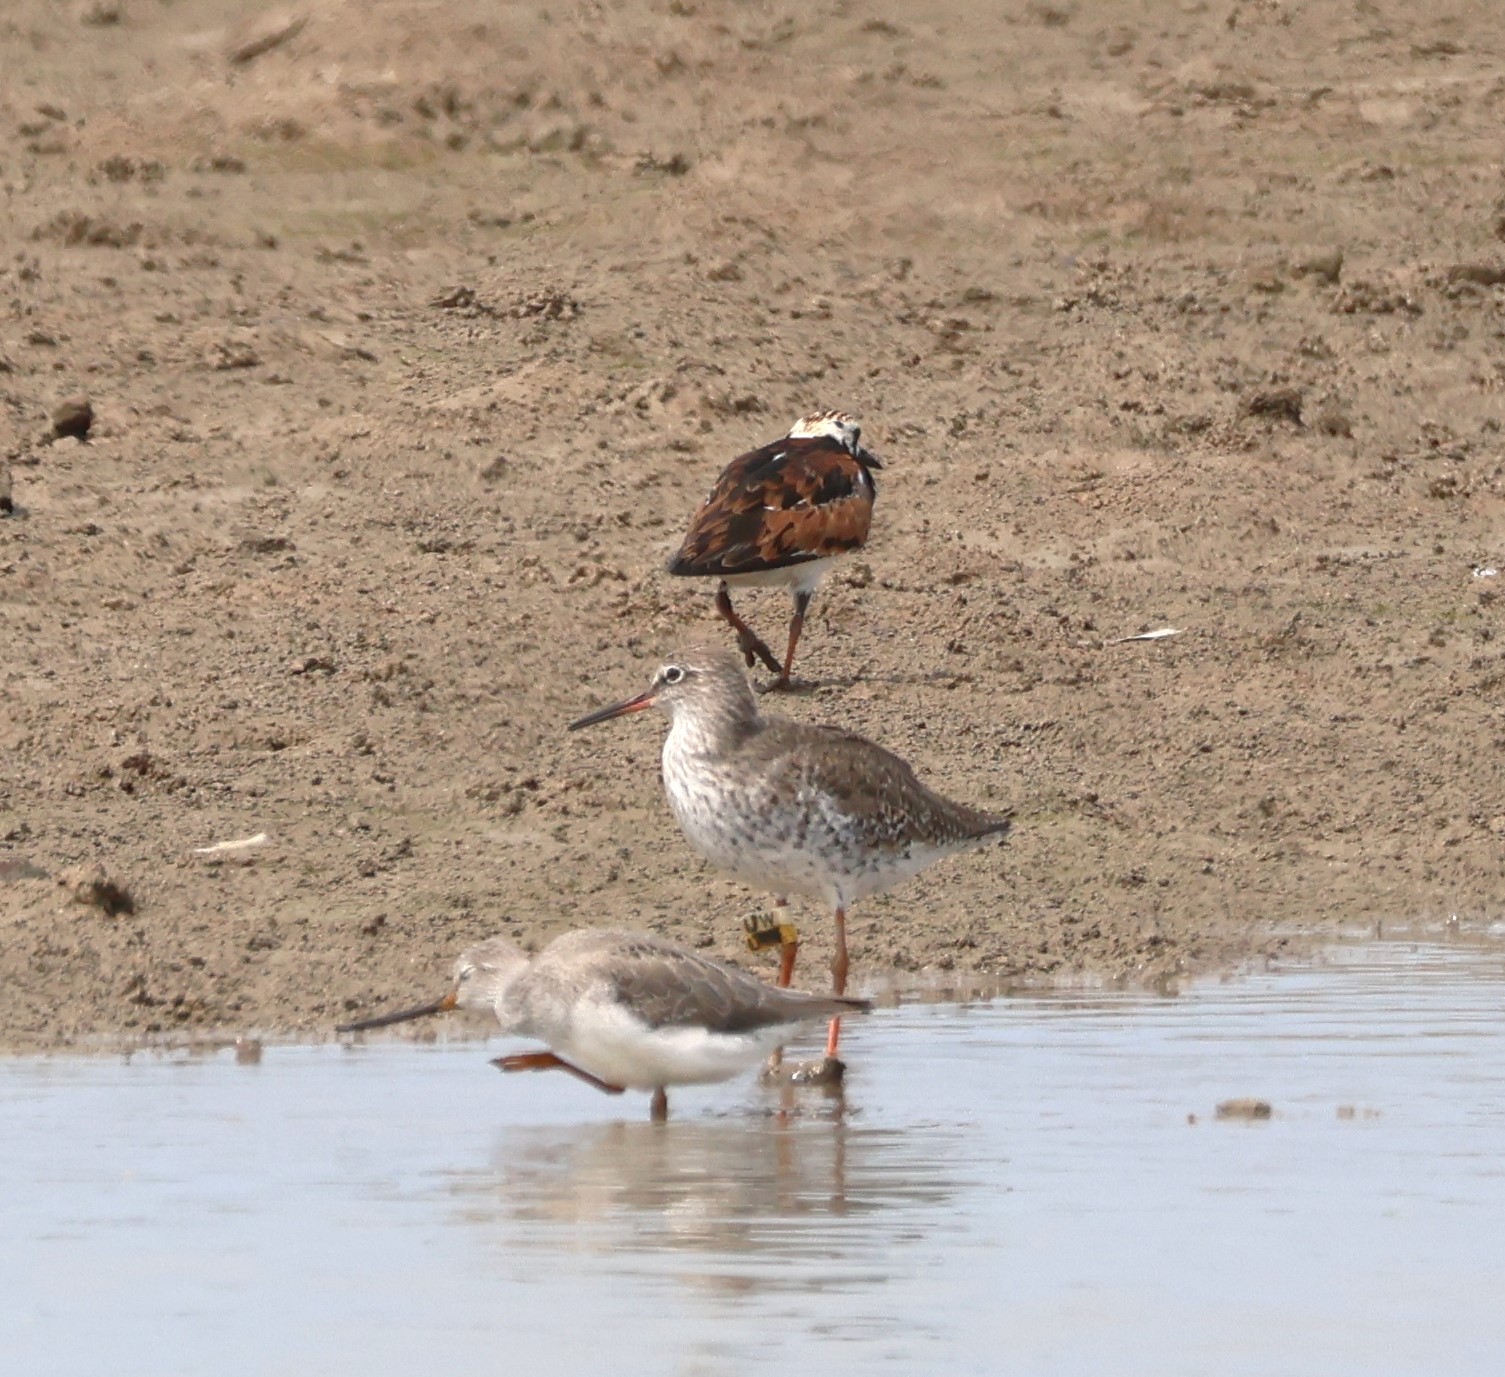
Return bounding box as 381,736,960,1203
567,690,656,731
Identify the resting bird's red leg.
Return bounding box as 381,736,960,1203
492,1050,625,1095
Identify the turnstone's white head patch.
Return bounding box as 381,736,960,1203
787,409,862,455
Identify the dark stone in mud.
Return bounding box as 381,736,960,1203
59,861,135,916
1446,262,1505,287
51,396,93,441
1241,389,1303,425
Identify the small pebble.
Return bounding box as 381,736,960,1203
1216,1097,1272,1120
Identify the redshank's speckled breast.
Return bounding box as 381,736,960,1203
568,644,1011,1061
656,649,1011,909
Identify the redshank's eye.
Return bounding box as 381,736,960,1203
662,665,686,685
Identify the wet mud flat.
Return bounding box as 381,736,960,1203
4,0,1504,1045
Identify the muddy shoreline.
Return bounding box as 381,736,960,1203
3,1,1502,1051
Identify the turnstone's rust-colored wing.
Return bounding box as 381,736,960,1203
667,435,879,576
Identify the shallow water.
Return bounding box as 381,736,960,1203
4,939,1504,1377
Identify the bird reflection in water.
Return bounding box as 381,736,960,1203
444,1096,962,1289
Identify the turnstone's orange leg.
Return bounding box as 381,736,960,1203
715,581,781,675
771,590,812,690
492,1050,626,1095
825,907,849,1060
650,1087,669,1122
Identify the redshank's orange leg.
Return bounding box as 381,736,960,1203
762,900,799,1072
777,938,799,987
650,1087,669,1122
774,897,800,988
492,1050,626,1096
715,582,782,675
773,589,812,689
825,906,849,1059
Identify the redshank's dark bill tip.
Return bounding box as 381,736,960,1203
334,989,457,1033
568,691,655,731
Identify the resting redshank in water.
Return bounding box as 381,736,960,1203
336,928,870,1121
665,410,882,689
568,645,1012,1067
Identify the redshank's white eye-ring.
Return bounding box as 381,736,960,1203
662,665,686,685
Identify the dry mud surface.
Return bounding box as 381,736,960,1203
3,0,1503,1050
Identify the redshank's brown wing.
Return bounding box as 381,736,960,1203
667,434,877,577
752,720,1014,852
590,934,870,1034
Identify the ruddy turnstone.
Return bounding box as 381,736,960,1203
569,645,1012,1065
336,928,870,1121
666,409,882,689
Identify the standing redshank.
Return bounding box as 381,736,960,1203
336,928,870,1121
666,409,882,689
568,645,1012,1066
